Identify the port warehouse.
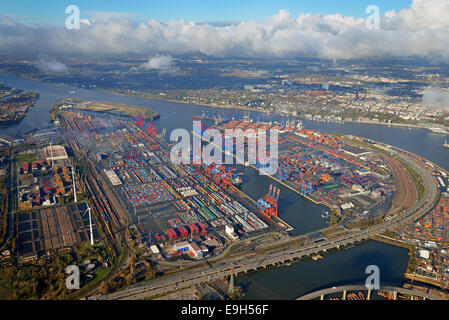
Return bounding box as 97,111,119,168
16,202,98,260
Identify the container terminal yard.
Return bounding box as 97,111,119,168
60,107,401,250
7,101,443,300
61,112,277,260
97,138,441,300
216,119,396,225
57,105,446,298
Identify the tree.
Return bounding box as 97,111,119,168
229,286,244,300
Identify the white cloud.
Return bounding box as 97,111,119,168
0,0,448,61
392,0,449,30
130,55,179,74
422,87,449,109
136,55,176,70
79,19,92,26
37,57,68,73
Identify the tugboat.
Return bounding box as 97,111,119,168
321,210,330,219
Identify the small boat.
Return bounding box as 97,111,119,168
312,254,323,261
321,210,330,219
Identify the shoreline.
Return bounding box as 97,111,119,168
94,88,447,135
0,92,39,130
0,117,26,129
1,72,446,137
304,117,425,130
94,88,273,115
0,72,447,134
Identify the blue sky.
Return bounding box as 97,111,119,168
1,0,413,25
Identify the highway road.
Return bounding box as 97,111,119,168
98,146,440,300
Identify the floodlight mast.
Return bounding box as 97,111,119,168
49,138,54,167
71,165,77,203
83,207,94,245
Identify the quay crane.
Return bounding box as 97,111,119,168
300,172,314,195
255,184,280,219
135,113,157,136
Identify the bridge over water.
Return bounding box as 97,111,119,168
297,285,445,300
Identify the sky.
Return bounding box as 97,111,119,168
1,0,413,25
1,0,449,63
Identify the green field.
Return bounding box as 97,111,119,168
79,101,159,119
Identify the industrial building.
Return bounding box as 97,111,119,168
172,241,208,259
339,145,372,158
225,225,239,240
42,145,68,161
104,169,122,186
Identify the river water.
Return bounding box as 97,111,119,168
237,241,409,300
1,72,447,299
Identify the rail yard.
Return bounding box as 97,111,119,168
0,83,39,127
